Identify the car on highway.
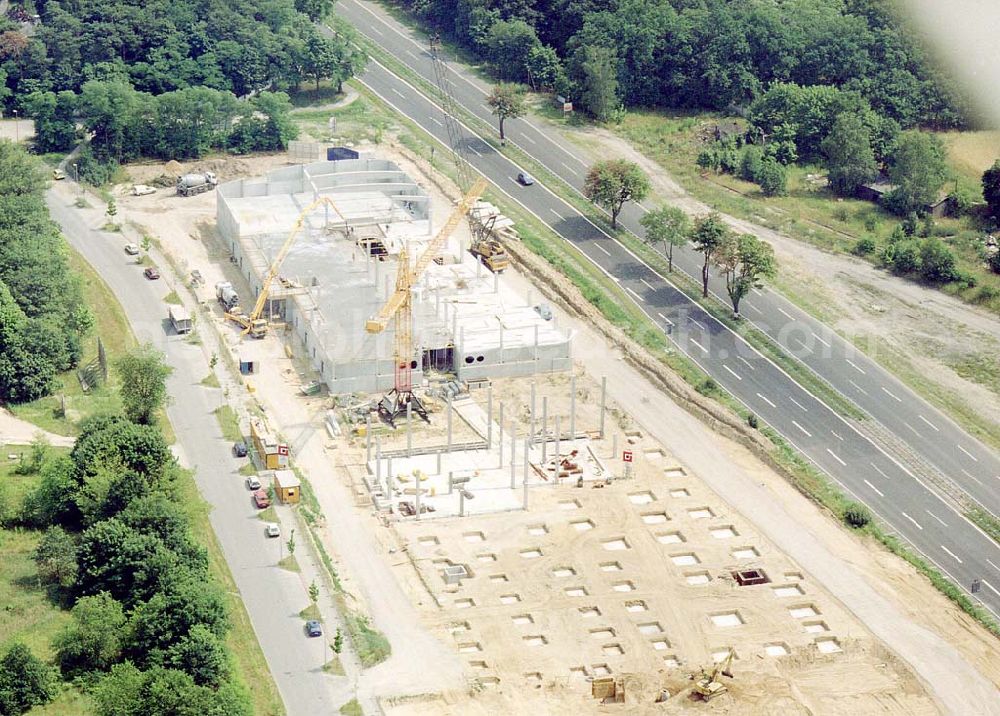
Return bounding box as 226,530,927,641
265,523,280,538
534,303,553,321
252,488,270,509
517,172,535,186
143,267,160,280
233,441,248,458
305,620,323,637
124,243,140,256
245,475,261,491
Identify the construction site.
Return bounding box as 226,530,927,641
104,48,1000,716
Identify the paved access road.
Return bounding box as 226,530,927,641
329,2,1000,615
46,186,341,716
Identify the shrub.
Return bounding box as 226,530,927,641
988,250,1000,275
918,238,959,283
863,214,879,232
747,413,759,429
756,159,787,196
888,240,921,274
843,502,872,528
738,146,764,182
853,236,877,256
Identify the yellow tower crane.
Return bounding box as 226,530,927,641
226,196,348,338
365,178,487,426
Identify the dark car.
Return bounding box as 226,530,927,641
517,172,535,186
305,620,323,637
233,441,248,458
143,267,160,280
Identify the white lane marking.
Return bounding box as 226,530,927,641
960,468,984,487
869,462,889,479
429,117,444,127
790,336,810,353
756,393,776,408
391,88,406,99
901,511,923,530
751,288,763,296
689,338,708,353
925,510,948,527
690,318,707,331
405,49,418,59
548,208,562,219
917,415,939,432
988,559,1000,572
625,286,644,302
371,26,384,36
792,420,812,437
593,242,611,256
738,356,755,371
789,396,808,412
984,579,1000,598
830,430,844,441
845,358,866,375
903,422,922,439
940,545,963,564
777,306,793,319
826,448,846,466
811,332,831,348
468,145,482,157
956,444,978,462
657,312,673,326
560,161,580,176
864,479,884,497
722,365,742,381
880,386,902,402
848,379,868,395
641,278,655,290
746,303,763,315
522,134,537,145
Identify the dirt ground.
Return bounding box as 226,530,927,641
562,126,1000,445
106,143,1000,715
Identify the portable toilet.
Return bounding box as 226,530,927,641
273,469,301,504
238,349,258,375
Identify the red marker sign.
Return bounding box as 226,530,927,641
622,450,633,463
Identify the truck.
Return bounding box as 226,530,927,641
176,171,217,197
470,237,509,272
169,305,193,334
216,281,240,312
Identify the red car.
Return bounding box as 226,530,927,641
143,267,160,280
252,489,271,509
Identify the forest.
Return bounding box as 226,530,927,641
398,0,968,128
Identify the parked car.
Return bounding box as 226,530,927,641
245,476,261,491
534,303,553,321
143,267,160,280
124,243,140,256
52,169,66,180
131,184,156,196
233,441,248,458
252,488,270,509
305,620,323,637
265,523,280,538
517,171,535,186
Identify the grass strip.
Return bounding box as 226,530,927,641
213,405,242,442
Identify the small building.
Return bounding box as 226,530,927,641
713,120,744,143
856,176,955,217
273,469,301,504
251,419,289,470
238,348,259,375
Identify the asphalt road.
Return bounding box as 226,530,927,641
331,2,1000,614
46,187,339,715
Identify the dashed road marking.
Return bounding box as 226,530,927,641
777,306,793,319
722,365,742,381
848,379,868,395
869,462,889,479
738,356,755,371
789,396,808,412
880,386,902,402
983,579,1000,598
826,448,846,466
845,358,866,375
372,26,384,36
592,242,611,256
689,338,708,353
522,134,537,145
790,336,810,352
625,286,643,302
657,312,673,326
430,117,444,127
987,559,1000,572
560,161,580,176
940,545,963,564
746,303,763,315
756,393,776,408
830,430,844,441
917,415,939,432
864,479,884,497
468,146,482,157
901,511,923,530
391,88,406,99
690,318,707,331
960,468,984,487
641,278,655,290
956,444,978,462
925,510,948,527
811,332,831,347
405,49,418,59
792,420,812,437
903,422,922,438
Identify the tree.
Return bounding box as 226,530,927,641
690,213,731,298
164,625,228,687
486,83,526,146
299,28,339,91
579,45,619,122
715,233,778,317
106,198,118,226
525,44,565,92
309,580,320,605
34,525,78,591
55,592,126,676
884,131,948,216
583,159,650,228
116,344,172,425
823,112,876,196
919,238,959,283
639,205,689,272
93,664,252,716
983,160,1000,223
755,158,787,196
333,628,343,654
0,643,57,715
483,19,540,82
295,0,333,22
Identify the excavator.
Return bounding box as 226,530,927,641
692,649,735,701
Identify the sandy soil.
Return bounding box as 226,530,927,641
0,409,75,448
107,143,1000,715
564,126,1000,441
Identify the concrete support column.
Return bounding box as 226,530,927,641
365,415,372,465
599,376,607,439
415,473,421,521
612,433,618,462
375,437,382,492
406,403,413,456
486,385,493,448
554,416,561,470
523,437,530,510
436,449,442,475
510,420,516,489
448,470,454,495
530,382,536,445
498,402,505,468
570,375,576,441
541,397,548,463
447,395,453,452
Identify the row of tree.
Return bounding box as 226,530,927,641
0,142,91,403
0,0,358,107
2,347,251,715
404,0,966,127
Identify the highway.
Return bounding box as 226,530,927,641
330,1,1000,614
46,186,342,715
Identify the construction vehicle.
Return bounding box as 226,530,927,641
693,649,735,702
225,196,348,339
216,282,240,312
176,171,217,197
470,237,509,272
169,305,193,334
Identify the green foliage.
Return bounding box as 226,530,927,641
853,236,877,256
919,238,959,283
55,592,126,677
483,19,540,82
690,213,731,297
34,525,79,592
486,83,526,144
755,158,787,197
0,643,58,715
882,239,921,275
823,112,877,196
22,90,78,152
639,204,689,271
116,344,173,426
842,501,872,528
345,612,391,667
715,233,778,316
884,131,949,216
14,434,51,476
92,663,252,716
578,45,619,122
333,628,343,654
583,158,650,227
738,145,764,182
983,159,1000,223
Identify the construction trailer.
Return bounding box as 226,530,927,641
272,469,301,504
169,305,193,334
250,419,289,470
